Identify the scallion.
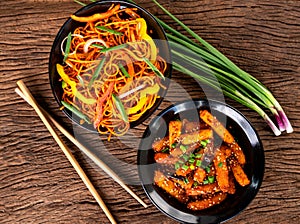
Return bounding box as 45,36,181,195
63,32,72,63
88,58,105,89
196,160,202,167
143,57,165,80
218,162,223,168
182,164,189,171
119,64,131,78
112,94,129,122
100,43,128,53
180,144,187,152
61,101,90,124
161,147,169,153
96,26,123,35
208,176,215,183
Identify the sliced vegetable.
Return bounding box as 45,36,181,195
143,57,165,80
119,64,131,78
63,32,72,63
100,43,128,53
88,58,106,89
96,25,123,35
61,100,90,124
112,94,129,122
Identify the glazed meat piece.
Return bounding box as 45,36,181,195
169,120,182,148
200,110,234,144
186,182,220,196
154,171,188,203
181,129,213,145
213,147,229,192
231,163,250,187
187,192,227,210
152,136,168,152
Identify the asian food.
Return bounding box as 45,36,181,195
153,110,250,210
57,4,167,139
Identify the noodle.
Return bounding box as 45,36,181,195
58,4,167,138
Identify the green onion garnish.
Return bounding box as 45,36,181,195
61,101,90,124
195,154,202,159
196,160,202,167
180,145,187,152
218,162,223,168
203,179,209,185
182,154,189,161
205,166,211,173
208,176,215,183
143,57,165,80
63,32,72,63
96,26,123,35
76,75,85,87
88,58,105,89
183,178,189,184
174,162,180,170
92,44,106,49
100,43,128,53
112,94,128,122
161,147,169,153
73,0,87,6
201,140,208,147
193,182,199,187
182,164,189,171
188,158,195,164
171,143,177,148
119,64,130,78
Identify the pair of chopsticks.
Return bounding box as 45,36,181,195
15,80,147,224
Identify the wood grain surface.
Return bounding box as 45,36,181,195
0,0,299,223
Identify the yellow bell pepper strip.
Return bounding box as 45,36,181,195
136,18,157,62
56,64,96,105
127,83,160,115
71,4,120,23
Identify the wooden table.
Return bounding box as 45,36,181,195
1,0,299,223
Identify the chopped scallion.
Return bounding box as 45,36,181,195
182,164,189,171
188,158,195,164
143,57,165,80
174,162,180,170
63,32,72,63
100,43,128,53
161,147,169,153
205,166,211,173
196,160,202,167
61,101,90,124
203,179,209,185
88,58,105,89
180,144,187,152
218,162,223,168
119,63,130,78
208,176,215,183
96,26,123,35
112,94,129,122
182,154,189,161
171,143,177,148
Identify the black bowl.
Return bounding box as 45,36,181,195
49,0,171,132
138,99,264,224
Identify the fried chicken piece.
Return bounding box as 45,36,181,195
231,163,250,187
187,192,227,210
154,171,188,203
181,129,213,145
186,182,220,196
213,147,229,192
169,120,182,148
200,110,234,144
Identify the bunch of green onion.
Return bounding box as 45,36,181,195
74,0,293,136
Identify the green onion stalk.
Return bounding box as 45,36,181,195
150,0,292,135
74,0,293,135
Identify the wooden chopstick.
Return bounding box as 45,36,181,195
15,84,148,208
16,81,117,224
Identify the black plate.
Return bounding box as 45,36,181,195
49,0,171,132
138,99,264,224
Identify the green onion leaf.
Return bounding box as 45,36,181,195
92,44,106,49
195,154,202,159
76,75,85,87
161,147,169,153
101,43,128,53
188,158,195,164
88,58,105,89
63,32,72,63
183,178,189,184
205,166,211,173
119,64,131,78
193,181,199,187
112,94,129,122
96,26,123,35
171,143,177,148
174,162,180,170
73,0,87,7
208,176,215,183
196,160,202,167
201,140,208,147
143,57,165,80
180,144,187,152
61,101,90,124
203,179,209,185
182,154,189,161
182,164,189,171
218,162,223,168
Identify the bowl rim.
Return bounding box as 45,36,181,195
138,99,265,224
48,0,172,133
